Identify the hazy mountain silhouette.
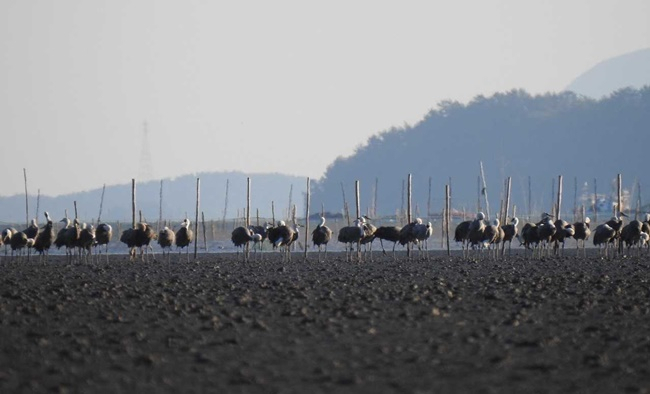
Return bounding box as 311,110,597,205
0,172,307,224
566,48,650,98
312,88,650,220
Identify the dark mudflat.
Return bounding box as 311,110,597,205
1,251,649,393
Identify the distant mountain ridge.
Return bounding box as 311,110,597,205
566,48,650,98
311,88,650,219
0,171,309,224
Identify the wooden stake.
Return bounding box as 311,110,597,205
23,168,29,227
194,178,200,260
222,179,229,230
617,174,622,216
201,211,207,251
504,177,512,221
479,161,490,220
355,181,361,220
245,177,251,260
594,178,598,224
557,175,563,221
98,184,106,223
74,201,78,220
427,176,432,219
271,201,275,225
407,174,412,258
573,177,578,223
158,180,163,232
35,189,40,224
446,184,451,256
340,182,349,226
131,179,136,228
304,177,310,261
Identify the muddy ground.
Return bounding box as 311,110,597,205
1,249,650,393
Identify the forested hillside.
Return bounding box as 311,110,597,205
312,88,650,219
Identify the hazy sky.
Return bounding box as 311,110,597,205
1,0,649,197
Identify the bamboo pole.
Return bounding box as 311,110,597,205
271,201,275,225
428,176,432,220
304,177,310,261
201,211,207,251
132,179,136,228
617,174,622,216
504,177,512,221
23,168,29,227
407,174,412,258
528,176,532,221
479,161,490,220
35,189,40,224
557,175,563,221
222,179,229,230
98,184,106,223
341,182,350,226
355,180,361,261
594,178,598,224
245,177,251,261
446,184,451,256
158,180,163,232
287,184,293,220
74,201,78,220
573,177,578,222
194,178,200,260
477,176,482,213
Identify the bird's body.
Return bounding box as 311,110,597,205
412,219,433,260
231,226,254,261
312,217,332,261
500,217,519,255
78,223,96,262
454,220,472,255
158,226,175,259
573,217,591,256
552,219,575,256
621,220,644,253
468,212,487,252
95,223,113,261
33,212,55,261
175,219,194,261
338,219,365,262
270,221,300,261
593,223,617,258
374,225,402,259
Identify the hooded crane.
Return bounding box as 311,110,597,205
552,219,575,256
33,212,55,262
468,212,487,255
482,218,503,259
337,218,365,262
2,228,16,256
157,226,175,262
536,214,557,257
312,216,332,262
573,217,591,257
249,223,271,252
412,219,433,260
593,222,617,258
268,221,300,262
77,223,96,263
621,219,644,255
10,230,28,260
95,223,113,262
175,219,194,262
500,217,519,256
374,225,402,260
359,217,377,261
605,212,627,255
454,220,472,257
231,226,254,261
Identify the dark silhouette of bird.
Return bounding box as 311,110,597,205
23,218,39,240
500,217,519,255
312,216,332,262
605,212,627,254
10,231,28,260
374,225,402,259
2,227,16,256
175,219,194,262
412,219,433,260
157,226,175,261
454,220,472,255
63,219,82,261
33,212,55,262
535,214,556,257
482,218,503,258
573,217,591,257
468,212,487,253
249,223,271,250
231,226,254,261
593,222,617,258
552,219,575,256
78,223,96,263
621,219,644,254
338,218,365,262
95,223,113,262
359,217,377,260
269,221,300,261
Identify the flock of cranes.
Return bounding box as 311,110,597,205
454,210,650,259
3,208,649,263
